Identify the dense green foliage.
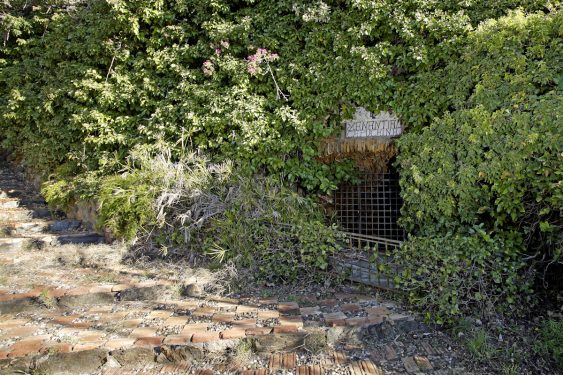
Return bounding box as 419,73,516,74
1,0,553,190
1,1,561,310
395,10,562,322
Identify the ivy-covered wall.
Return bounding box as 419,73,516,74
1,0,553,189
1,0,561,318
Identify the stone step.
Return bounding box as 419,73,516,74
0,189,37,199
0,232,104,251
57,232,105,245
0,208,54,222
0,209,32,222
0,220,48,235
0,219,82,236
0,198,19,209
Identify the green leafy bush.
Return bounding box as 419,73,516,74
397,229,531,323
395,10,562,322
536,319,563,369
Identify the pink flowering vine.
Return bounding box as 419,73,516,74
246,48,287,101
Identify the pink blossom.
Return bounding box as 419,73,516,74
202,60,215,76
220,40,230,49
246,48,280,76
247,64,258,75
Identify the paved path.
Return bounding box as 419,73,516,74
0,161,471,374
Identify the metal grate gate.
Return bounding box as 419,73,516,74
334,168,404,241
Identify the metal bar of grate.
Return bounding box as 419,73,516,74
331,231,402,289
334,170,404,241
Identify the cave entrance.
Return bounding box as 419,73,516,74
333,161,404,241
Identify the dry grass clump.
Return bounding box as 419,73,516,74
304,328,328,354
51,241,237,296
53,242,126,269
229,340,255,369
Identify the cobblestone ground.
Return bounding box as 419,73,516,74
0,161,476,374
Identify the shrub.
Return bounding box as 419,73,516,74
396,229,532,323
536,319,563,369
394,10,562,322
96,147,342,283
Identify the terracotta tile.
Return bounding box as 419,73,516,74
64,287,90,296
212,313,235,323
236,305,258,314
4,326,38,338
174,301,199,310
389,313,410,321
365,307,391,317
245,327,272,336
130,327,157,338
366,315,385,324
283,353,297,368
324,312,347,327
46,288,67,298
134,336,164,347
300,307,321,316
318,299,337,307
72,341,104,352
415,356,434,371
0,319,28,328
402,356,420,373
232,319,256,328
70,321,93,329
191,332,220,343
181,323,208,335
258,298,278,305
279,316,303,328
111,284,131,292
163,316,189,327
90,285,115,294
346,317,368,326
148,310,172,320
77,330,106,342
88,306,113,314
163,335,192,345
122,319,143,328
104,338,136,350
257,310,280,320
9,339,45,357
273,326,299,334
135,281,157,288
210,296,240,305
19,334,51,342
278,302,299,313
192,307,215,317
220,328,247,339
51,315,79,325
0,293,28,302
384,345,398,360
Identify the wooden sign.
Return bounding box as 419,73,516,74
344,107,403,138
